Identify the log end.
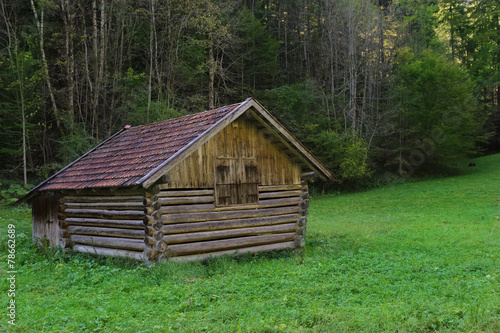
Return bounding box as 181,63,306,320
294,236,305,248
153,230,164,241
157,254,168,263
152,220,164,230
154,240,168,252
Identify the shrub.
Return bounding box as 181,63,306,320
0,181,33,204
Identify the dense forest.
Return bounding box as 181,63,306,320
0,0,499,192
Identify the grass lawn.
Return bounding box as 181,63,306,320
1,154,499,332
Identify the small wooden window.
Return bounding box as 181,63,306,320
216,158,259,206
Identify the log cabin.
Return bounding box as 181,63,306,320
19,98,334,263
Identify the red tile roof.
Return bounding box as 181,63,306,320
39,101,244,191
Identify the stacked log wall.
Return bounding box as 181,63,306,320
157,184,308,262
58,188,166,261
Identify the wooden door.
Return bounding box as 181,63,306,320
216,158,258,206
32,192,61,246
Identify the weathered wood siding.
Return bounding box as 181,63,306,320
32,192,60,247
155,116,309,261
165,118,302,189
57,189,153,261
32,115,312,263
156,184,309,262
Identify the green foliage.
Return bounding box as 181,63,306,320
0,181,33,204
438,0,500,151
257,80,324,133
391,48,485,172
237,8,279,91
1,0,499,190
395,0,441,51
125,99,187,127
259,81,372,185
0,49,42,178
1,153,499,332
302,126,372,183
57,126,95,165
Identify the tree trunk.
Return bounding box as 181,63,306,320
30,0,60,132
208,32,215,109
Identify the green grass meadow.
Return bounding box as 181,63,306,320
1,154,499,332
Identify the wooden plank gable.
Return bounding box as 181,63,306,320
163,117,302,191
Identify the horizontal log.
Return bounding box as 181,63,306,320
72,244,145,261
157,254,168,262
153,230,164,240
259,197,301,208
145,226,155,236
157,189,214,197
214,204,259,211
162,214,299,234
143,196,158,206
163,223,298,244
143,247,158,260
61,196,144,204
162,206,300,224
145,226,164,238
299,199,309,209
155,240,167,252
61,187,143,197
297,217,307,227
301,171,318,180
64,217,145,229
160,203,216,214
152,211,162,220
145,207,162,217
294,236,305,248
152,220,164,230
63,208,144,219
258,190,302,199
146,236,164,250
158,196,214,205
144,202,161,213
166,233,297,256
66,225,145,239
61,202,144,210
70,235,145,251
163,241,296,263
145,185,160,195
145,236,156,246
258,184,302,192
143,215,155,226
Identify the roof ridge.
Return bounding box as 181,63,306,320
128,100,249,131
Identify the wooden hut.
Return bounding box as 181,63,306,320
20,98,334,263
